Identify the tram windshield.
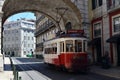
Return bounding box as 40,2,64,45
65,40,84,52
66,40,74,52
75,40,82,52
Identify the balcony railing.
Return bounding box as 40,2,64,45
107,0,120,12
35,22,55,36
36,15,45,25
36,43,43,48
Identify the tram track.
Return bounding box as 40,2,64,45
10,57,120,80
11,57,51,80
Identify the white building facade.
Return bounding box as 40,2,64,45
3,19,36,57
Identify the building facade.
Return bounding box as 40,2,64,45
88,0,108,65
107,0,120,66
89,0,120,66
35,13,58,58
3,19,36,57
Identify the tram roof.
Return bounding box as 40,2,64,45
44,30,87,44
44,36,87,44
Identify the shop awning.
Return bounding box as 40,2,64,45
88,37,101,46
106,34,120,43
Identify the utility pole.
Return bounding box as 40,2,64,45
55,7,68,36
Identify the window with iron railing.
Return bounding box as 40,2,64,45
113,16,120,32
36,15,45,24
107,0,120,10
35,22,54,36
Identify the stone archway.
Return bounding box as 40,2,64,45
2,0,82,29
0,0,83,71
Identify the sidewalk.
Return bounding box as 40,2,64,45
0,57,14,80
90,65,120,79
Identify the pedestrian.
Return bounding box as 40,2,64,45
102,51,111,69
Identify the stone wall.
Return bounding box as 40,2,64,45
0,12,3,71
0,0,5,71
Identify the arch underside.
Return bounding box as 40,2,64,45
2,0,82,30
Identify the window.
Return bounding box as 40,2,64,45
83,40,87,52
16,30,18,33
24,36,26,40
28,36,30,40
113,16,120,32
75,40,82,52
24,44,26,47
52,47,57,54
45,48,48,54
92,0,96,9
4,31,6,34
99,0,102,6
8,37,10,41
32,37,34,40
92,0,103,10
94,23,101,37
24,51,26,55
60,42,64,52
66,40,74,52
45,47,57,54
31,44,33,48
16,37,18,40
28,44,30,47
107,0,120,9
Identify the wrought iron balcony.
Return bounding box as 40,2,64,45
36,15,45,25
35,22,55,37
107,0,120,12
36,43,43,48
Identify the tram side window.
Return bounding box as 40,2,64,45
53,47,57,54
66,40,74,52
83,40,87,52
60,42,64,52
49,48,53,54
45,48,49,54
49,47,57,54
75,40,82,52
45,47,57,54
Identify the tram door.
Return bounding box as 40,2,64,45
117,43,120,66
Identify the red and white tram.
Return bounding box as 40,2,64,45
43,30,89,72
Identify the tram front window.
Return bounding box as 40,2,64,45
66,40,74,52
75,40,82,52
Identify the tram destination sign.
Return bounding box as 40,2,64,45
67,30,84,34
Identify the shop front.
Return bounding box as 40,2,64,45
107,34,120,66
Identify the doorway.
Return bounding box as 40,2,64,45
117,43,120,66
95,43,102,64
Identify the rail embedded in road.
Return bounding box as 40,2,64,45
11,57,51,80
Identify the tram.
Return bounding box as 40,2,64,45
43,30,89,72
